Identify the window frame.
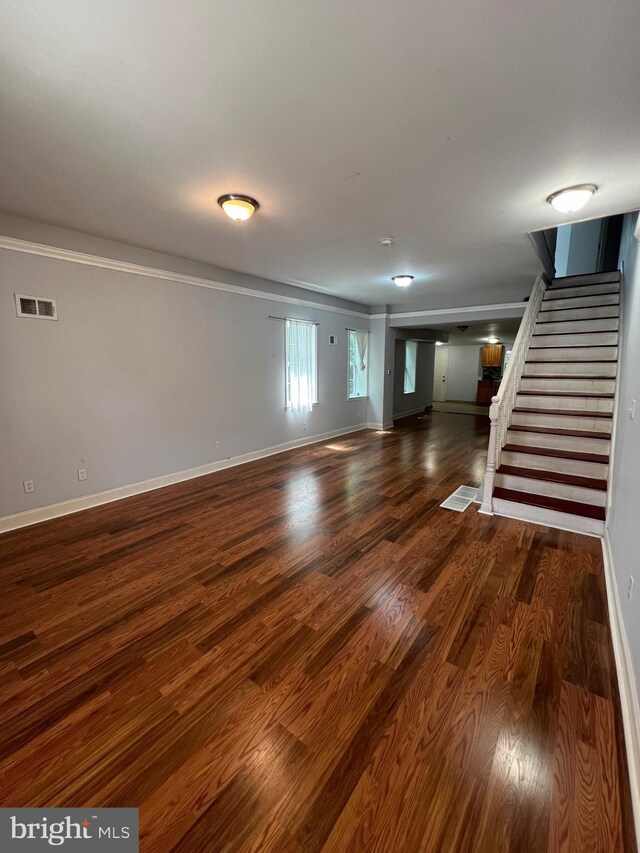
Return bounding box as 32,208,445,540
347,329,369,401
284,319,318,411
403,340,418,394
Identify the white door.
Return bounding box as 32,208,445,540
433,347,448,402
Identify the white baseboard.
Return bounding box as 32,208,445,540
392,407,426,419
0,423,369,533
366,421,395,430
602,528,640,842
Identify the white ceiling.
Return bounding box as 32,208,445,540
419,318,523,346
2,0,640,310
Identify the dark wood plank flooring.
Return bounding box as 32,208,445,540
0,413,636,852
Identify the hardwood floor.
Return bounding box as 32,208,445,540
0,412,635,852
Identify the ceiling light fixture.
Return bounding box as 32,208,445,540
392,275,414,288
487,337,500,344
378,237,394,247
547,184,597,214
217,193,259,222
435,341,444,346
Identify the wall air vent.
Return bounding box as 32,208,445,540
15,294,58,320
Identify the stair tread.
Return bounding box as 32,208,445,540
528,344,618,348
543,292,619,302
523,374,617,379
513,407,612,418
542,302,619,310
518,392,615,400
508,425,610,440
551,272,620,286
497,464,608,491
532,330,619,336
493,487,606,520
535,316,620,324
503,444,609,463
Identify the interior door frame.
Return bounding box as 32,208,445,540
433,346,448,402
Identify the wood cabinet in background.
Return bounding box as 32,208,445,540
476,380,501,405
481,344,504,368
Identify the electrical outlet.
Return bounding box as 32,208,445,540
629,399,636,421
23,480,35,494
628,576,634,601
77,468,87,481
215,440,221,449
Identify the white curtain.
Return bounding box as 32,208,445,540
354,329,368,371
286,319,316,414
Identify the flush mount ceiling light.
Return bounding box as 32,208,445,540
392,275,414,288
487,337,500,344
378,237,394,247
435,341,444,346
547,184,597,214
217,194,259,222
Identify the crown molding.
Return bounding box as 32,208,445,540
0,235,370,320
390,301,525,319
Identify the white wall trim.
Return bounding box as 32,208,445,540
0,235,370,320
0,423,370,534
366,421,394,430
390,301,525,320
606,268,624,514
369,313,391,320
602,528,640,842
392,406,426,419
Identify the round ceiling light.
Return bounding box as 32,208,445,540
487,337,500,344
392,275,414,288
547,184,597,214
217,194,260,222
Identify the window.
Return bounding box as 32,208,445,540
504,348,512,372
285,319,317,413
348,329,369,399
404,340,417,394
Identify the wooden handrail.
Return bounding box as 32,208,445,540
480,272,549,514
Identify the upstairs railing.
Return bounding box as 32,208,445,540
480,272,549,513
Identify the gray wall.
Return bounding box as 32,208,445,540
0,222,370,519
555,224,571,277
367,314,395,429
555,218,603,277
443,345,482,402
609,211,640,693
393,340,435,418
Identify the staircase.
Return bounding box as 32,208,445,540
487,270,620,536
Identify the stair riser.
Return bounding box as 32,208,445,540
524,362,617,377
535,318,619,334
545,282,620,300
492,498,605,536
510,412,612,433
500,450,608,480
494,473,606,506
505,430,609,454
519,377,615,394
538,306,619,322
526,346,617,361
552,271,621,286
515,394,614,413
541,294,619,311
531,332,618,347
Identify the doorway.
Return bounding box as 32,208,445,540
432,346,448,402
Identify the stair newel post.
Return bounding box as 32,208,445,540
481,395,501,514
